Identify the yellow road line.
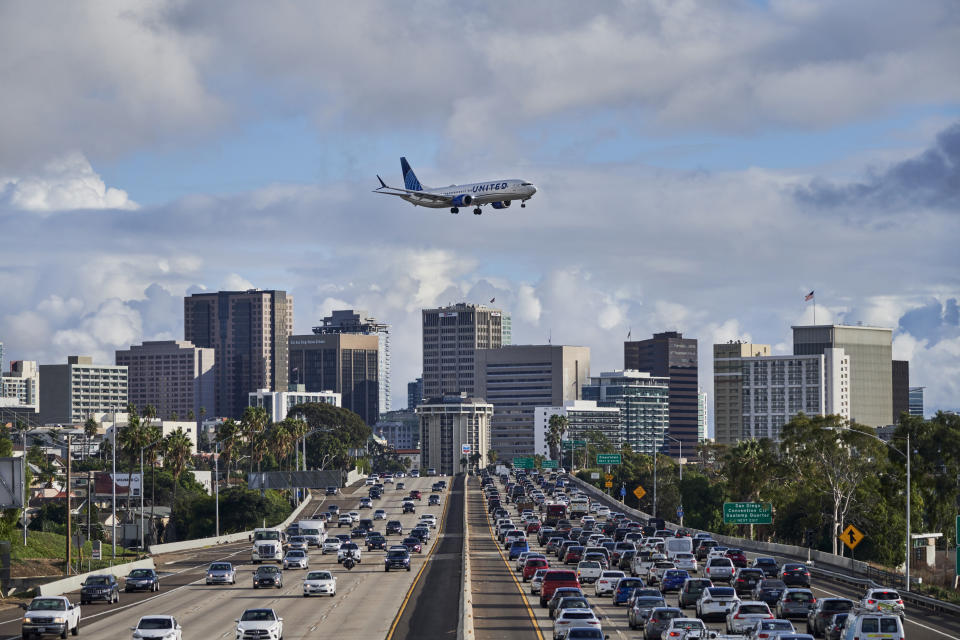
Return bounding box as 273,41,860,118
480,482,546,640
385,479,455,640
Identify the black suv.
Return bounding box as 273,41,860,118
386,520,403,535
80,574,120,604
367,534,387,551
124,568,160,593
384,548,411,572
252,565,283,589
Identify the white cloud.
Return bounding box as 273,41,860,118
223,274,256,291
1,152,137,212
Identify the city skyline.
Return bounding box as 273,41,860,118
0,2,957,427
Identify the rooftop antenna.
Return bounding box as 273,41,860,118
548,329,552,345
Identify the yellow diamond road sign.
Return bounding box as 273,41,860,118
605,474,614,481
840,524,864,550
604,481,613,488
633,485,646,500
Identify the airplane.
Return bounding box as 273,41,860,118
374,157,537,215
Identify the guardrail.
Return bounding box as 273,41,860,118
38,558,156,597
458,477,475,640
567,475,960,616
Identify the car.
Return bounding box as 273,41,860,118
325,486,339,495
553,608,602,640
328,504,340,515
733,568,767,595
124,568,160,592
252,565,283,589
540,570,582,607
429,494,441,505
806,599,854,637
824,614,849,640
206,562,237,585
402,537,422,553
524,557,550,581
385,547,412,571
613,577,647,606
409,490,422,500
337,514,353,527
752,579,789,606
419,514,438,529
696,540,719,561
20,596,81,639
660,569,690,593
552,595,592,621
359,497,373,509
858,589,905,619
397,481,406,489
130,615,182,640
302,570,337,597
365,477,376,485
678,578,712,609
726,600,774,633
80,574,120,604
592,570,623,596
548,587,586,619
386,520,403,535
704,557,735,583
348,511,360,522
322,538,342,554
778,564,811,587
235,608,283,640
366,534,387,550
725,549,748,568
661,617,708,640
287,536,309,552
531,569,550,594
403,501,416,514
649,561,677,585
337,542,362,564
839,613,904,640
696,586,741,620
642,607,683,640
748,619,797,640
776,589,817,619
563,546,585,565
752,557,779,578
283,549,309,570
673,553,698,574
628,595,667,629
576,560,603,584
411,526,431,542
374,509,387,520
351,527,368,539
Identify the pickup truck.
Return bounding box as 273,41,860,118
21,596,81,638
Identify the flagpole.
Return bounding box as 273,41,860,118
813,296,816,325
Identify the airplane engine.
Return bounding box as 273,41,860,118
490,201,511,209
451,194,473,207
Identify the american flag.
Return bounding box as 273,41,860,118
804,291,815,301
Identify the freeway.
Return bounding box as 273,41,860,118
1,475,453,640
469,475,960,640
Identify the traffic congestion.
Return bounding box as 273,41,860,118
478,467,909,640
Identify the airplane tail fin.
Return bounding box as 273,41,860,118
400,157,423,191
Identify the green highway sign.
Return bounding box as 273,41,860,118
512,457,534,469
597,453,622,465
541,460,559,469
562,440,587,449
723,502,773,524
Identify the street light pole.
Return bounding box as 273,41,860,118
139,439,162,552
215,442,220,538
653,445,657,519
664,435,683,526
111,421,116,563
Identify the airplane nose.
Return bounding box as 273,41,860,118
528,184,537,195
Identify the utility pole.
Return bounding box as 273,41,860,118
215,443,220,538
21,428,27,546
66,433,72,575
86,472,92,572
111,419,116,563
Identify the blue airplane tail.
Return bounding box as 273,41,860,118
400,157,423,191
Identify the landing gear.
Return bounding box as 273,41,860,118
451,207,459,214
473,207,482,215
521,202,526,208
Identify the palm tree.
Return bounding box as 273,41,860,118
215,419,240,486
459,456,468,474
487,449,498,466
241,406,269,476
83,417,100,461
547,414,569,462
162,428,192,542
117,410,152,520
143,422,162,542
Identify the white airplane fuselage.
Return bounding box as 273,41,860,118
399,179,536,208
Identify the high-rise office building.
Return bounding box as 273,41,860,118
713,342,772,445
908,387,924,417
116,340,215,421
624,331,698,456
474,344,590,458
422,302,506,400
792,324,892,427
416,394,493,475
697,389,708,443
582,370,669,455
184,289,293,419
313,310,391,413
39,356,128,424
407,377,423,410
892,360,909,423
2,360,40,410
533,400,621,458
288,332,379,424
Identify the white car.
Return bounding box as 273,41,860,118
704,557,735,583
283,549,309,570
337,515,353,527
553,608,602,640
697,586,741,620
348,511,360,523
322,538,342,554
649,561,677,584
661,618,707,640
673,553,698,573
337,543,362,563
594,570,625,596
419,514,438,529
235,608,283,640
131,615,182,640
726,601,774,633
302,570,337,597
365,478,376,485
531,569,549,595
859,588,905,618
374,509,387,520
596,506,611,518
577,560,603,584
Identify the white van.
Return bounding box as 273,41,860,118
298,519,327,547
665,537,694,559
841,613,905,640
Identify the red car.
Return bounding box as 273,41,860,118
402,537,423,553
540,569,580,607
523,558,550,581
410,490,422,500
526,522,541,534
563,546,584,565
725,548,748,568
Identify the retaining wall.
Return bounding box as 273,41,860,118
38,558,156,597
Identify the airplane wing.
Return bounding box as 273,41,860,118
373,175,452,202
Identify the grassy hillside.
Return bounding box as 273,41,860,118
10,531,138,577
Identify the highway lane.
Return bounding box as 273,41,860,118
472,476,960,640
1,475,451,640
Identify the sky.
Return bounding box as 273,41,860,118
0,1,958,431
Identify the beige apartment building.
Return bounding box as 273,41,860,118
116,340,215,420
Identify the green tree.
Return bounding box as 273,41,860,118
83,417,100,461
162,428,193,542
460,456,468,473
486,449,498,466
215,419,241,485
290,403,371,470
241,406,270,476
546,414,569,462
